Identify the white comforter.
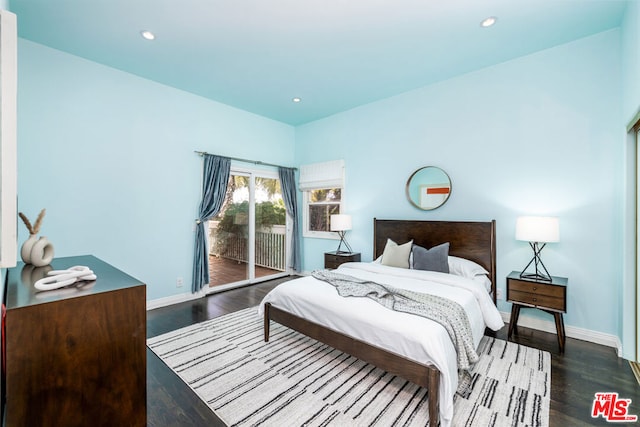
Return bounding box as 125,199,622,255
258,262,504,427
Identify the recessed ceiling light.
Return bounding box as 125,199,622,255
292,97,302,103
141,30,156,40
480,16,497,28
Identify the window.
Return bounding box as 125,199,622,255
299,160,344,238
307,188,341,232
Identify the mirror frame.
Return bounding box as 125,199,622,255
405,166,452,211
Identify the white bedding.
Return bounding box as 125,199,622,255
258,262,504,427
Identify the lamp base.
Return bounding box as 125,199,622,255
519,242,553,282
519,271,552,282
335,231,353,254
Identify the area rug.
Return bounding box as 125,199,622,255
148,307,550,427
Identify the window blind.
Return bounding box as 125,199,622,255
299,159,344,190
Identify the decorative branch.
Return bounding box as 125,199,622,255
32,209,46,234
18,212,33,234
18,209,46,235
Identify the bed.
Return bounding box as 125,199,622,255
259,219,503,427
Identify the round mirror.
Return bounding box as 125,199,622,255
406,166,452,210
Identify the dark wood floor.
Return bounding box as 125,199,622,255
146,277,640,426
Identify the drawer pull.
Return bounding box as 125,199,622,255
533,298,537,302
533,287,537,291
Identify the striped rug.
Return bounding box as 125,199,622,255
148,307,550,427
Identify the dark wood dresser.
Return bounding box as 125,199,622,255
2,255,146,426
324,251,361,269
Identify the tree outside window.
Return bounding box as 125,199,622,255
308,188,341,232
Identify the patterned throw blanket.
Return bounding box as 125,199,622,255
311,269,479,372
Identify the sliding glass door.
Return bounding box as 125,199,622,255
209,172,250,285
207,168,288,290
254,176,287,279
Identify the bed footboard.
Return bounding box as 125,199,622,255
263,302,440,425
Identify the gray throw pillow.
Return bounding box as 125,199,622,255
412,242,450,273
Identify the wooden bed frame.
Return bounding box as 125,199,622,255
263,218,497,425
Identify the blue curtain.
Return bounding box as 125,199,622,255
192,155,231,293
278,167,301,272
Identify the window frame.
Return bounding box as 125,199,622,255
302,187,343,239
299,159,346,239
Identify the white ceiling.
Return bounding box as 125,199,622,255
9,0,629,125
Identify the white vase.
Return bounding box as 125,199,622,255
20,234,37,264
29,236,54,267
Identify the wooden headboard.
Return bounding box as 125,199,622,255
373,218,497,303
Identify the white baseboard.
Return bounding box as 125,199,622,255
146,273,294,311
501,311,623,356
147,290,204,311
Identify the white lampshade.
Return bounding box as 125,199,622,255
515,216,560,243
330,214,352,231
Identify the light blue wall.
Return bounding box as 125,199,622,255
12,18,631,343
16,39,295,301
623,1,640,120
296,30,623,337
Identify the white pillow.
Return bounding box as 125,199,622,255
381,239,413,269
448,255,489,278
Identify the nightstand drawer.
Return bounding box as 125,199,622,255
509,280,565,298
325,257,343,269
508,290,565,312
324,252,361,269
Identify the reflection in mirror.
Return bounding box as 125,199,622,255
406,166,451,210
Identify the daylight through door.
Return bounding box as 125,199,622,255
207,169,288,289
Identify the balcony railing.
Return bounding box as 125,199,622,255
209,228,286,272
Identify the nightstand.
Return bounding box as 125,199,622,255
324,251,361,269
506,270,568,352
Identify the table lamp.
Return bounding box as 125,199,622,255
330,214,353,254
516,216,559,282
